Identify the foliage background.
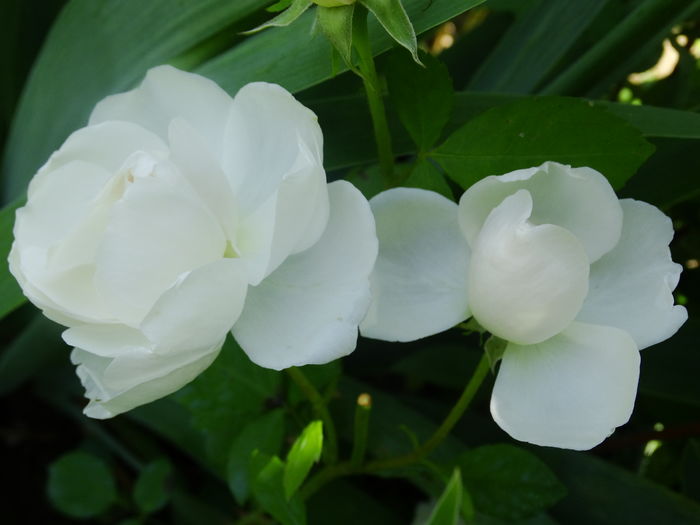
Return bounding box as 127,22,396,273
1,0,699,523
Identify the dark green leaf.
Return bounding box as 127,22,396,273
317,5,356,69
385,52,453,152
244,0,313,34
284,420,324,499
227,409,286,504
307,479,404,525
360,0,419,64
431,97,654,190
403,160,453,199
47,451,117,519
133,458,173,514
287,361,342,405
682,440,700,502
459,444,566,520
425,468,463,525
0,198,25,318
253,455,307,525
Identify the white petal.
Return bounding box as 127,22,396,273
491,321,640,450
359,187,470,342
63,324,150,357
232,181,377,370
94,160,225,324
458,162,623,262
469,190,589,345
89,65,232,153
577,199,687,349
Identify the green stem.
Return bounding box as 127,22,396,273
300,353,491,498
350,393,372,467
287,367,339,464
353,7,396,187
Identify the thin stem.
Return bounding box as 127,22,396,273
300,353,491,498
286,367,339,464
350,393,372,467
353,7,396,187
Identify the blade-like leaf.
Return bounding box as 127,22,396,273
284,421,324,500
243,0,312,34
253,455,307,525
360,0,420,64
425,468,463,525
317,4,356,69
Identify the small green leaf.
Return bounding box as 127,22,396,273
432,97,655,191
284,420,324,500
268,0,294,12
484,336,507,371
459,444,566,520
403,160,453,199
244,0,313,34
317,5,356,69
425,468,463,525
385,52,454,152
253,455,307,525
227,409,286,504
47,451,117,519
133,458,173,514
360,0,420,64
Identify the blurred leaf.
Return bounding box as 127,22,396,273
385,52,453,152
244,0,312,34
459,444,566,520
133,458,173,514
176,337,281,471
0,314,64,396
284,420,324,500
317,5,356,69
390,341,480,390
253,455,307,525
538,448,700,524
425,468,463,525
3,0,265,201
469,0,609,93
682,440,700,502
0,198,25,318
403,160,453,199
307,479,405,525
432,97,654,190
47,451,117,519
227,409,286,504
360,0,419,64
288,361,342,405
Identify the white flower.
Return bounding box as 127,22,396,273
361,161,687,450
9,65,378,419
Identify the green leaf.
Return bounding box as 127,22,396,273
253,455,307,525
284,420,324,499
133,458,173,514
47,451,117,519
385,51,454,152
0,198,25,318
227,409,286,504
317,5,356,69
403,160,453,199
425,468,463,525
244,0,313,34
268,0,294,12
682,440,700,502
459,444,566,520
287,361,342,405
431,96,654,191
360,0,420,64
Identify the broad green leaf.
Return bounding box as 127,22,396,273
2,0,264,201
403,160,453,199
244,0,313,34
469,0,610,93
385,52,453,152
431,96,654,190
227,409,286,504
538,448,700,524
48,451,117,519
284,420,324,500
317,5,356,69
459,444,566,520
253,455,307,525
133,458,173,514
0,198,25,318
360,0,419,64
425,468,463,525
176,337,281,471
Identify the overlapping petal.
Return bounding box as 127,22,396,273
232,181,376,369
491,322,640,450
359,188,470,342
577,199,687,349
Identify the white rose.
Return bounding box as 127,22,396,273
9,65,378,419
360,161,687,450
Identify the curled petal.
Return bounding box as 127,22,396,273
459,162,623,262
577,199,687,349
491,321,640,450
232,181,377,370
468,190,589,345
360,187,470,342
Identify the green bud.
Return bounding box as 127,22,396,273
314,0,355,7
